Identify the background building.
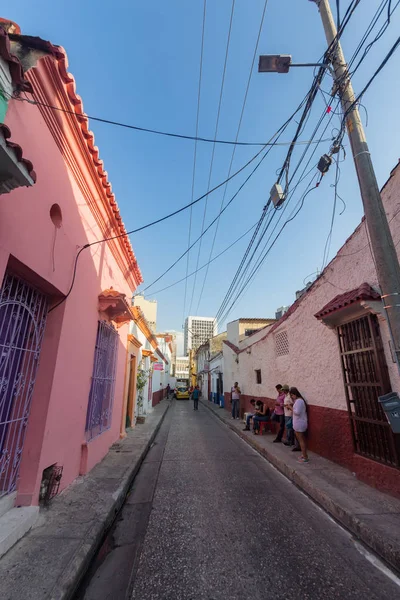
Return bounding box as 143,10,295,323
275,306,290,320
133,295,157,333
184,316,217,355
226,318,276,347
175,356,189,380
156,332,177,375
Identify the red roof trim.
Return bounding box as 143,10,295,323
223,340,240,354
314,283,380,320
0,123,36,182
49,47,143,285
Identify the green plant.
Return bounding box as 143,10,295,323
136,367,150,414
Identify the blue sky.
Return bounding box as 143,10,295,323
5,1,400,333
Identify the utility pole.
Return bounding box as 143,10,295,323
311,0,400,365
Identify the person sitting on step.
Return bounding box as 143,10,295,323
243,399,263,431
252,403,271,434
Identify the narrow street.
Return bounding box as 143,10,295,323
76,400,399,600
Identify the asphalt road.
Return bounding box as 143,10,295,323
77,400,400,600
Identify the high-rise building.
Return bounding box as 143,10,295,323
175,356,189,380
184,316,217,355
132,295,157,333
275,306,290,320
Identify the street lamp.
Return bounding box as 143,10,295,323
258,54,330,74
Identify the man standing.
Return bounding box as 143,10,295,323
192,385,200,411
166,383,171,398
273,384,285,443
231,382,241,420
282,384,294,446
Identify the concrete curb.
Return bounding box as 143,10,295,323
202,399,400,574
54,402,170,600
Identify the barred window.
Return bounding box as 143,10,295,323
255,369,262,384
85,321,118,440
275,330,289,356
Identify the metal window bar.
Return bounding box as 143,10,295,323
337,313,400,468
0,273,48,499
85,320,118,441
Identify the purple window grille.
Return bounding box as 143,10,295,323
0,273,48,499
85,320,118,441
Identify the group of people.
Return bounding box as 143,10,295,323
231,382,309,463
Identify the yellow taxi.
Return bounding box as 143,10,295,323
175,385,190,400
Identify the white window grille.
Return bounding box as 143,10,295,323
85,321,118,441
275,330,289,356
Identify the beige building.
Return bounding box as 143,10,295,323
226,318,276,347
133,295,157,333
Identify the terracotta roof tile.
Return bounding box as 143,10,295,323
0,123,36,182
314,283,380,320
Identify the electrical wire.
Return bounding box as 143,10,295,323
215,167,319,326
142,143,275,293
182,0,207,328
321,151,341,270
336,0,341,31
48,0,363,315
217,179,319,326
276,0,361,191
214,0,397,325
142,97,316,296
340,0,399,84
194,0,270,315
188,0,237,315
212,90,336,324
12,92,326,149
214,97,342,325
7,91,332,148
48,140,273,313
148,221,258,296
334,33,400,144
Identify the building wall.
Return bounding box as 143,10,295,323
227,319,275,347
220,163,400,497
3,61,140,506
209,331,227,356
133,295,157,333
210,354,224,406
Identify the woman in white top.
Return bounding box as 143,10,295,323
289,387,309,463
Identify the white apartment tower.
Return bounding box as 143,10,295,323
184,316,217,355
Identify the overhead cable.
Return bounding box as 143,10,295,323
182,0,207,329
188,0,237,315
194,0,270,314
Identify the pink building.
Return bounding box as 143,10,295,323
223,161,400,498
0,17,143,542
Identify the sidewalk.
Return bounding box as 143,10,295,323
0,401,170,600
202,399,400,574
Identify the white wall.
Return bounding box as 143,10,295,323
223,344,240,395
226,163,400,410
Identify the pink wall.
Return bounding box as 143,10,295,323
2,57,139,505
